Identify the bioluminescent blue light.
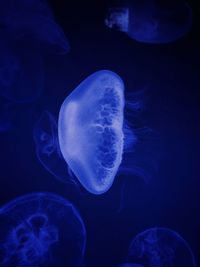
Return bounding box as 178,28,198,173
0,0,70,55
33,111,71,184
128,227,196,267
105,0,192,44
0,192,86,267
58,70,155,195
0,37,44,103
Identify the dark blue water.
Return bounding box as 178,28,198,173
0,0,199,266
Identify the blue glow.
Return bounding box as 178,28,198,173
105,0,192,44
33,111,72,184
0,192,86,267
128,227,196,267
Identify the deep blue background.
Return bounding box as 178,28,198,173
0,0,200,266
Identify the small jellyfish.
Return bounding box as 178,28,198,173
33,111,71,184
0,192,86,267
105,0,192,44
58,70,155,195
128,227,196,267
0,36,44,103
0,0,69,55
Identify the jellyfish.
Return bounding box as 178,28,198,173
0,192,86,267
105,0,192,44
58,70,157,195
33,110,74,184
128,227,196,267
15,15,70,55
0,0,70,55
0,35,44,103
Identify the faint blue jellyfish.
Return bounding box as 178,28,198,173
18,15,70,55
0,192,86,267
33,111,74,184
128,227,196,267
0,36,44,103
105,0,192,44
105,7,129,33
58,70,157,195
0,0,70,55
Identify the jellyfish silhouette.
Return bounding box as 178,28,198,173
0,0,70,55
58,70,157,195
128,227,196,267
33,111,73,184
105,0,192,44
0,35,44,103
0,192,86,267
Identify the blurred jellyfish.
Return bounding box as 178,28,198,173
0,0,70,55
33,111,73,184
0,36,44,103
128,227,196,267
58,70,157,195
105,7,129,33
0,192,86,267
105,0,192,43
16,15,70,55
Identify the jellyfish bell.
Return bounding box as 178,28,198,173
58,70,155,195
0,192,86,267
0,0,70,55
128,227,196,267
6,15,70,56
105,0,192,44
21,15,70,55
58,70,129,195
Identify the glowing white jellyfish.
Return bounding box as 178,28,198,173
105,0,192,44
0,192,86,267
58,70,155,195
